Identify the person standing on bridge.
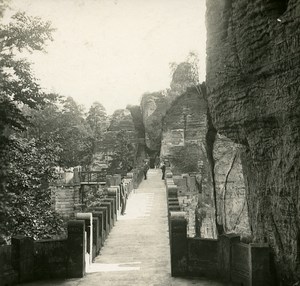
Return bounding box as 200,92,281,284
119,177,127,215
143,162,149,180
161,161,166,180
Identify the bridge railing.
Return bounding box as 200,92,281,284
165,169,273,286
1,164,146,285
79,171,107,184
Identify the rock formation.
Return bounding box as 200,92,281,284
213,134,250,238
160,85,250,239
92,109,140,173
140,91,168,152
206,0,300,283
160,86,208,174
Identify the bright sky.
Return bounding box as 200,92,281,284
6,0,206,114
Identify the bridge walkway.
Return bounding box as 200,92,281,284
19,169,227,286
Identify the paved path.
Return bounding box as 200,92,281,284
19,169,227,286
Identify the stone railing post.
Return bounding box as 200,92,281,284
249,243,270,285
105,175,113,187
67,220,86,278
113,174,121,186
92,217,99,260
11,236,34,283
169,211,188,277
103,197,116,225
167,184,178,199
100,202,112,231
218,234,240,282
94,207,108,240
75,213,93,265
107,186,119,219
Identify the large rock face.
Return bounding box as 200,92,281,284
213,134,250,238
206,1,300,283
160,87,207,174
161,87,250,239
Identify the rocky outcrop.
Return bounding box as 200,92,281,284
127,105,147,166
206,0,300,283
213,134,250,238
160,86,207,174
169,62,197,100
140,92,168,152
140,62,198,154
161,86,250,239
92,109,139,172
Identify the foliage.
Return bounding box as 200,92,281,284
171,145,199,174
27,96,94,168
168,52,200,97
86,101,107,140
107,130,136,175
0,12,54,133
56,97,92,167
0,136,64,243
0,11,65,243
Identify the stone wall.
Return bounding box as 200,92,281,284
0,245,17,285
206,0,300,283
51,185,80,219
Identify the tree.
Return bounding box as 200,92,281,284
107,130,136,175
168,52,202,98
86,101,107,141
0,11,65,243
55,96,92,168
0,12,54,131
0,11,54,166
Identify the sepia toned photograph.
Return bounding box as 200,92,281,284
0,0,299,285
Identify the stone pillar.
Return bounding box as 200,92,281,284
92,217,99,259
106,175,113,187
91,211,104,248
94,207,108,239
103,198,116,224
113,174,121,186
107,187,119,219
67,220,85,278
75,213,93,265
167,184,178,199
101,202,112,230
73,167,81,184
218,234,240,282
249,243,270,286
169,212,188,277
11,236,34,283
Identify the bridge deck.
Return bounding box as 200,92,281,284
19,169,227,286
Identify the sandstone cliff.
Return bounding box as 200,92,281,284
206,0,300,283
140,91,168,152
160,86,250,239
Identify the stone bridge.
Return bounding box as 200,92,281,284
1,169,272,286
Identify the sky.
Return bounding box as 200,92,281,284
6,0,206,114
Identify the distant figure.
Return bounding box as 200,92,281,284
119,177,127,215
154,157,160,169
161,162,166,180
143,162,149,180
